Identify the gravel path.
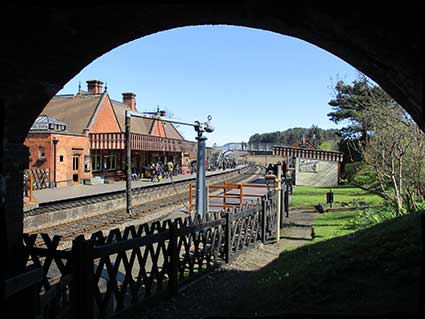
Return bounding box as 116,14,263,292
129,208,319,319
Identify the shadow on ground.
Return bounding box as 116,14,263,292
130,213,422,319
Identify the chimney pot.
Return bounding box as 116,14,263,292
86,80,104,95
122,92,136,111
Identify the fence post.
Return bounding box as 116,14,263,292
223,182,227,209
280,184,286,227
168,221,179,296
275,164,282,242
284,184,289,218
261,197,267,244
239,184,243,207
29,173,34,203
224,213,232,263
71,238,94,319
189,183,193,212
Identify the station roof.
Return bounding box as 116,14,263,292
110,100,184,139
30,114,67,132
39,95,99,135
272,145,343,162
35,93,185,140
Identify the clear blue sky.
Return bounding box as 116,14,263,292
58,25,359,146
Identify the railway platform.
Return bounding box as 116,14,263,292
26,166,247,207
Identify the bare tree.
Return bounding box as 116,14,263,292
349,78,425,213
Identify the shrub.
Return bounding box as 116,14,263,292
338,178,348,185
414,199,425,212
352,165,377,187
343,162,363,181
348,203,400,230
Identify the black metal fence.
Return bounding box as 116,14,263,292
23,191,278,319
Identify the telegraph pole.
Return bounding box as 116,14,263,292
125,110,132,214
52,137,59,188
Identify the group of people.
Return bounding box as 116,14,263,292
131,157,239,182
209,158,238,171
131,160,179,182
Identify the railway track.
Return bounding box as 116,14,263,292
28,166,259,247
26,167,251,216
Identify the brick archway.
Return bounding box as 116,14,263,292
0,3,423,144
0,2,422,297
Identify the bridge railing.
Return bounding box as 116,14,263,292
22,191,279,319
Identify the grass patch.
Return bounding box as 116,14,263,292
242,212,423,315
312,210,361,242
290,184,385,209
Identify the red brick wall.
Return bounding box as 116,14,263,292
151,120,166,137
24,133,91,187
54,134,91,187
24,133,52,170
90,97,121,133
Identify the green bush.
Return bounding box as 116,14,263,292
352,165,377,187
342,162,363,181
338,178,349,185
414,199,425,212
348,203,400,229
343,162,378,187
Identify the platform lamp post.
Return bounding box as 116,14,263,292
52,137,59,188
125,110,214,217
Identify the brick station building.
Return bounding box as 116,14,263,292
24,80,197,187
272,144,343,187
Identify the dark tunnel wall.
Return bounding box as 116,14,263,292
0,2,423,144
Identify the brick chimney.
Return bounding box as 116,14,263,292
122,92,136,111
86,80,104,94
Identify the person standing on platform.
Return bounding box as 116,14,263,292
131,166,138,181
167,160,174,178
151,162,158,182
174,162,179,176
103,160,107,180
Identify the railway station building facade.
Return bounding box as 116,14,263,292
24,80,197,187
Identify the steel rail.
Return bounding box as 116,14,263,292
25,166,251,216
28,166,259,246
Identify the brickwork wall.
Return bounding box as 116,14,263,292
24,133,92,187
90,96,121,133
24,133,52,171
53,134,91,187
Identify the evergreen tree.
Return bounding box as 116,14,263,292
248,127,338,147
307,125,322,148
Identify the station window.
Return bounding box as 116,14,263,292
106,152,117,170
91,150,102,172
59,155,64,162
39,146,46,159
